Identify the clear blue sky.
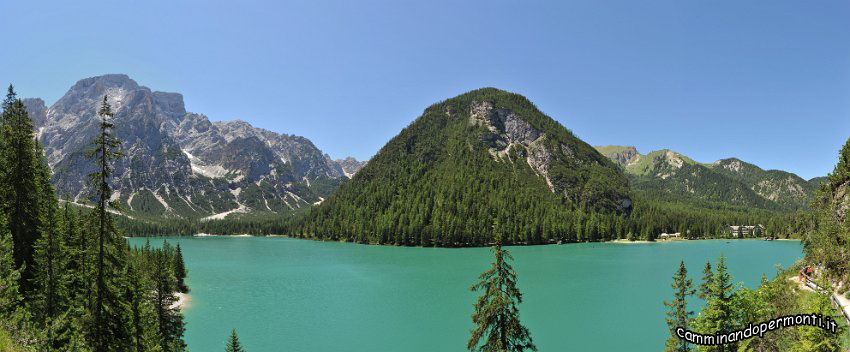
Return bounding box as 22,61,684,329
1,0,848,179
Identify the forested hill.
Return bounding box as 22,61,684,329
595,145,821,211
710,158,819,208
291,88,632,246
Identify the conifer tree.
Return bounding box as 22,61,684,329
0,86,43,293
468,232,536,352
663,260,694,352
225,329,245,352
698,261,713,300
0,209,34,347
88,95,130,352
153,242,186,352
63,202,90,306
693,255,737,352
126,260,159,352
0,211,22,319
31,185,69,350
804,137,850,286
0,85,11,170
174,243,188,293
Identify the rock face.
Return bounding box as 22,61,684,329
832,181,850,223
595,145,639,167
469,100,551,187
28,74,348,220
22,98,47,130
335,157,367,178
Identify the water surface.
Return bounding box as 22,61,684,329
129,237,802,351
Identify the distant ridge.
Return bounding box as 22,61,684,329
594,145,821,210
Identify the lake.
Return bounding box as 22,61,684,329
128,237,803,351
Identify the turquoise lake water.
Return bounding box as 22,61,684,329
128,237,803,351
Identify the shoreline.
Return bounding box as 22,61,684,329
172,292,191,310
193,233,254,237
147,234,802,248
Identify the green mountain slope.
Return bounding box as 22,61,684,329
709,158,818,209
292,88,632,246
594,146,822,211
595,145,639,167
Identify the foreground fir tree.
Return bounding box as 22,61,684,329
62,202,91,311
693,255,737,352
32,151,72,350
226,329,245,352
468,233,536,352
153,241,186,352
0,211,24,332
0,85,43,293
88,96,131,351
663,260,694,352
125,260,160,352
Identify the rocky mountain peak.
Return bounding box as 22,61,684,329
23,74,351,220
21,98,47,129
594,145,640,167
335,157,367,178
713,158,746,173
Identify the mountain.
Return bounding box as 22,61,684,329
808,176,828,189
335,157,367,177
21,98,47,129
594,145,821,210
595,145,639,167
709,158,818,209
292,88,632,246
27,74,350,220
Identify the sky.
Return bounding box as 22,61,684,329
1,0,848,179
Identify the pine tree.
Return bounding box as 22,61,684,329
694,254,737,352
225,329,245,352
0,211,22,318
63,202,89,306
88,95,130,352
468,232,536,352
698,261,713,300
0,209,33,347
663,261,694,352
31,187,69,350
153,242,186,352
126,260,159,352
0,86,43,293
174,243,188,293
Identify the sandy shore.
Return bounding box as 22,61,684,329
609,239,654,244
193,233,254,237
171,292,191,310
